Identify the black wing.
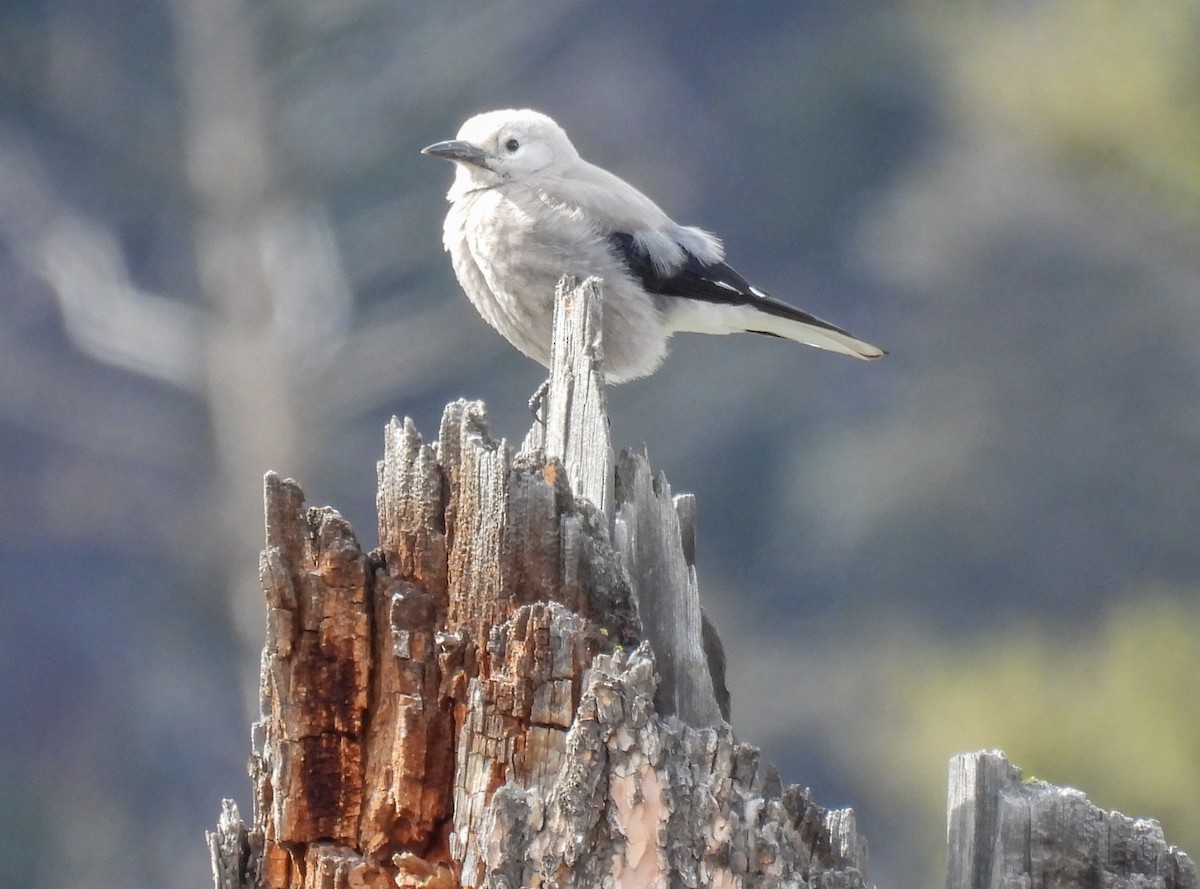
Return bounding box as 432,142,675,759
608,231,854,338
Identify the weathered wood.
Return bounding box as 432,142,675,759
538,274,722,726
255,475,371,855
216,278,869,888
362,416,456,870
211,278,1192,889
614,452,724,727
208,800,257,889
947,750,1196,889
450,625,868,888
234,404,860,887
540,275,614,515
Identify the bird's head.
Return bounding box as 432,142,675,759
422,109,579,193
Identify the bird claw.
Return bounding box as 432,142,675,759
529,378,550,425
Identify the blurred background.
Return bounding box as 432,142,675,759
2,1,1198,887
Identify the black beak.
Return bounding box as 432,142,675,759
421,139,491,168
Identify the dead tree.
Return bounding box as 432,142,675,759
209,278,1194,889
947,750,1194,889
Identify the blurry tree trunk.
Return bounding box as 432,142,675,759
169,0,330,672
209,278,1193,889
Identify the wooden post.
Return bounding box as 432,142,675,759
946,750,1195,889
209,278,1193,889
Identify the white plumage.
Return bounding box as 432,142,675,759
423,108,883,384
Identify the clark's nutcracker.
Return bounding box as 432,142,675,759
423,109,884,383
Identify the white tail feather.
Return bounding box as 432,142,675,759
666,301,884,360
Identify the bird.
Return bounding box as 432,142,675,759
422,109,884,384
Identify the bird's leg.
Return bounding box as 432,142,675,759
528,378,551,424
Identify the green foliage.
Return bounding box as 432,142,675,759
860,591,1200,881
913,0,1200,208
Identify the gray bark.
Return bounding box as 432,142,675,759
947,750,1196,889
209,278,1191,889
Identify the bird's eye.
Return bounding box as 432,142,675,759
505,138,519,153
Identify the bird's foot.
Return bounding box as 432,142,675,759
528,378,550,425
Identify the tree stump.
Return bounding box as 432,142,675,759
209,278,1194,889
947,750,1195,889
210,277,868,889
